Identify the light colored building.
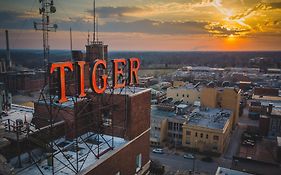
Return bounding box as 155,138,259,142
150,116,168,146
200,87,241,128
172,80,185,88
150,105,191,147
167,116,185,146
150,105,171,146
215,167,253,175
166,86,200,105
182,107,233,154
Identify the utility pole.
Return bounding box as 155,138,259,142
5,30,12,70
93,0,96,42
70,27,73,61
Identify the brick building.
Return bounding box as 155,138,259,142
31,87,151,175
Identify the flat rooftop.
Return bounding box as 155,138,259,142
13,133,127,175
151,105,175,118
186,107,232,130
1,104,34,124
105,86,150,96
215,167,253,175
271,107,281,116
252,95,281,106
151,105,189,123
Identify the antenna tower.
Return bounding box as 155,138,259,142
93,0,96,42
34,0,58,85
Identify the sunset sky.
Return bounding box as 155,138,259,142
0,0,281,51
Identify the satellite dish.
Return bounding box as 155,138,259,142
53,24,58,29
50,6,56,13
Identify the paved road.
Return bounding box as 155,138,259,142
150,152,218,174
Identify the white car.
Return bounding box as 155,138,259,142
152,148,164,154
183,153,195,159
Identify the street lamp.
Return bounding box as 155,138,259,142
193,140,197,174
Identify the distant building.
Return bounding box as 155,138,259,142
150,105,191,147
250,94,281,137
253,87,279,97
85,41,108,63
182,107,233,154
172,80,185,88
166,85,200,105
150,106,169,146
200,87,241,128
167,115,185,146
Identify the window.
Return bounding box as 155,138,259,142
186,130,191,136
136,154,142,172
186,137,191,144
179,134,182,139
206,134,208,139
168,122,173,130
186,94,189,98
200,133,203,138
102,111,112,127
213,135,219,141
182,94,185,97
179,124,183,132
195,132,198,137
177,93,179,97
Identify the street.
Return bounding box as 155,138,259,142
150,151,218,174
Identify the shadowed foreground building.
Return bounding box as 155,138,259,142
0,86,151,175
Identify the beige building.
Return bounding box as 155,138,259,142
150,116,168,146
150,105,172,146
182,107,233,154
166,86,200,105
200,87,241,128
172,81,185,88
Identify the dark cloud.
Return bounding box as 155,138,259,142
205,24,250,37
86,6,145,18
49,18,209,35
98,20,208,35
269,2,281,9
0,11,21,22
0,9,208,35
0,10,39,29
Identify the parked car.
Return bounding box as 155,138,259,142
183,153,195,159
152,148,164,154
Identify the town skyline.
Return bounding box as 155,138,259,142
0,0,281,51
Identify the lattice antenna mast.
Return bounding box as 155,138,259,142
34,0,58,85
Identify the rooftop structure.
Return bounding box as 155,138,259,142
1,104,33,123
252,95,281,106
182,107,233,153
13,133,126,175
187,107,232,130
215,167,253,175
